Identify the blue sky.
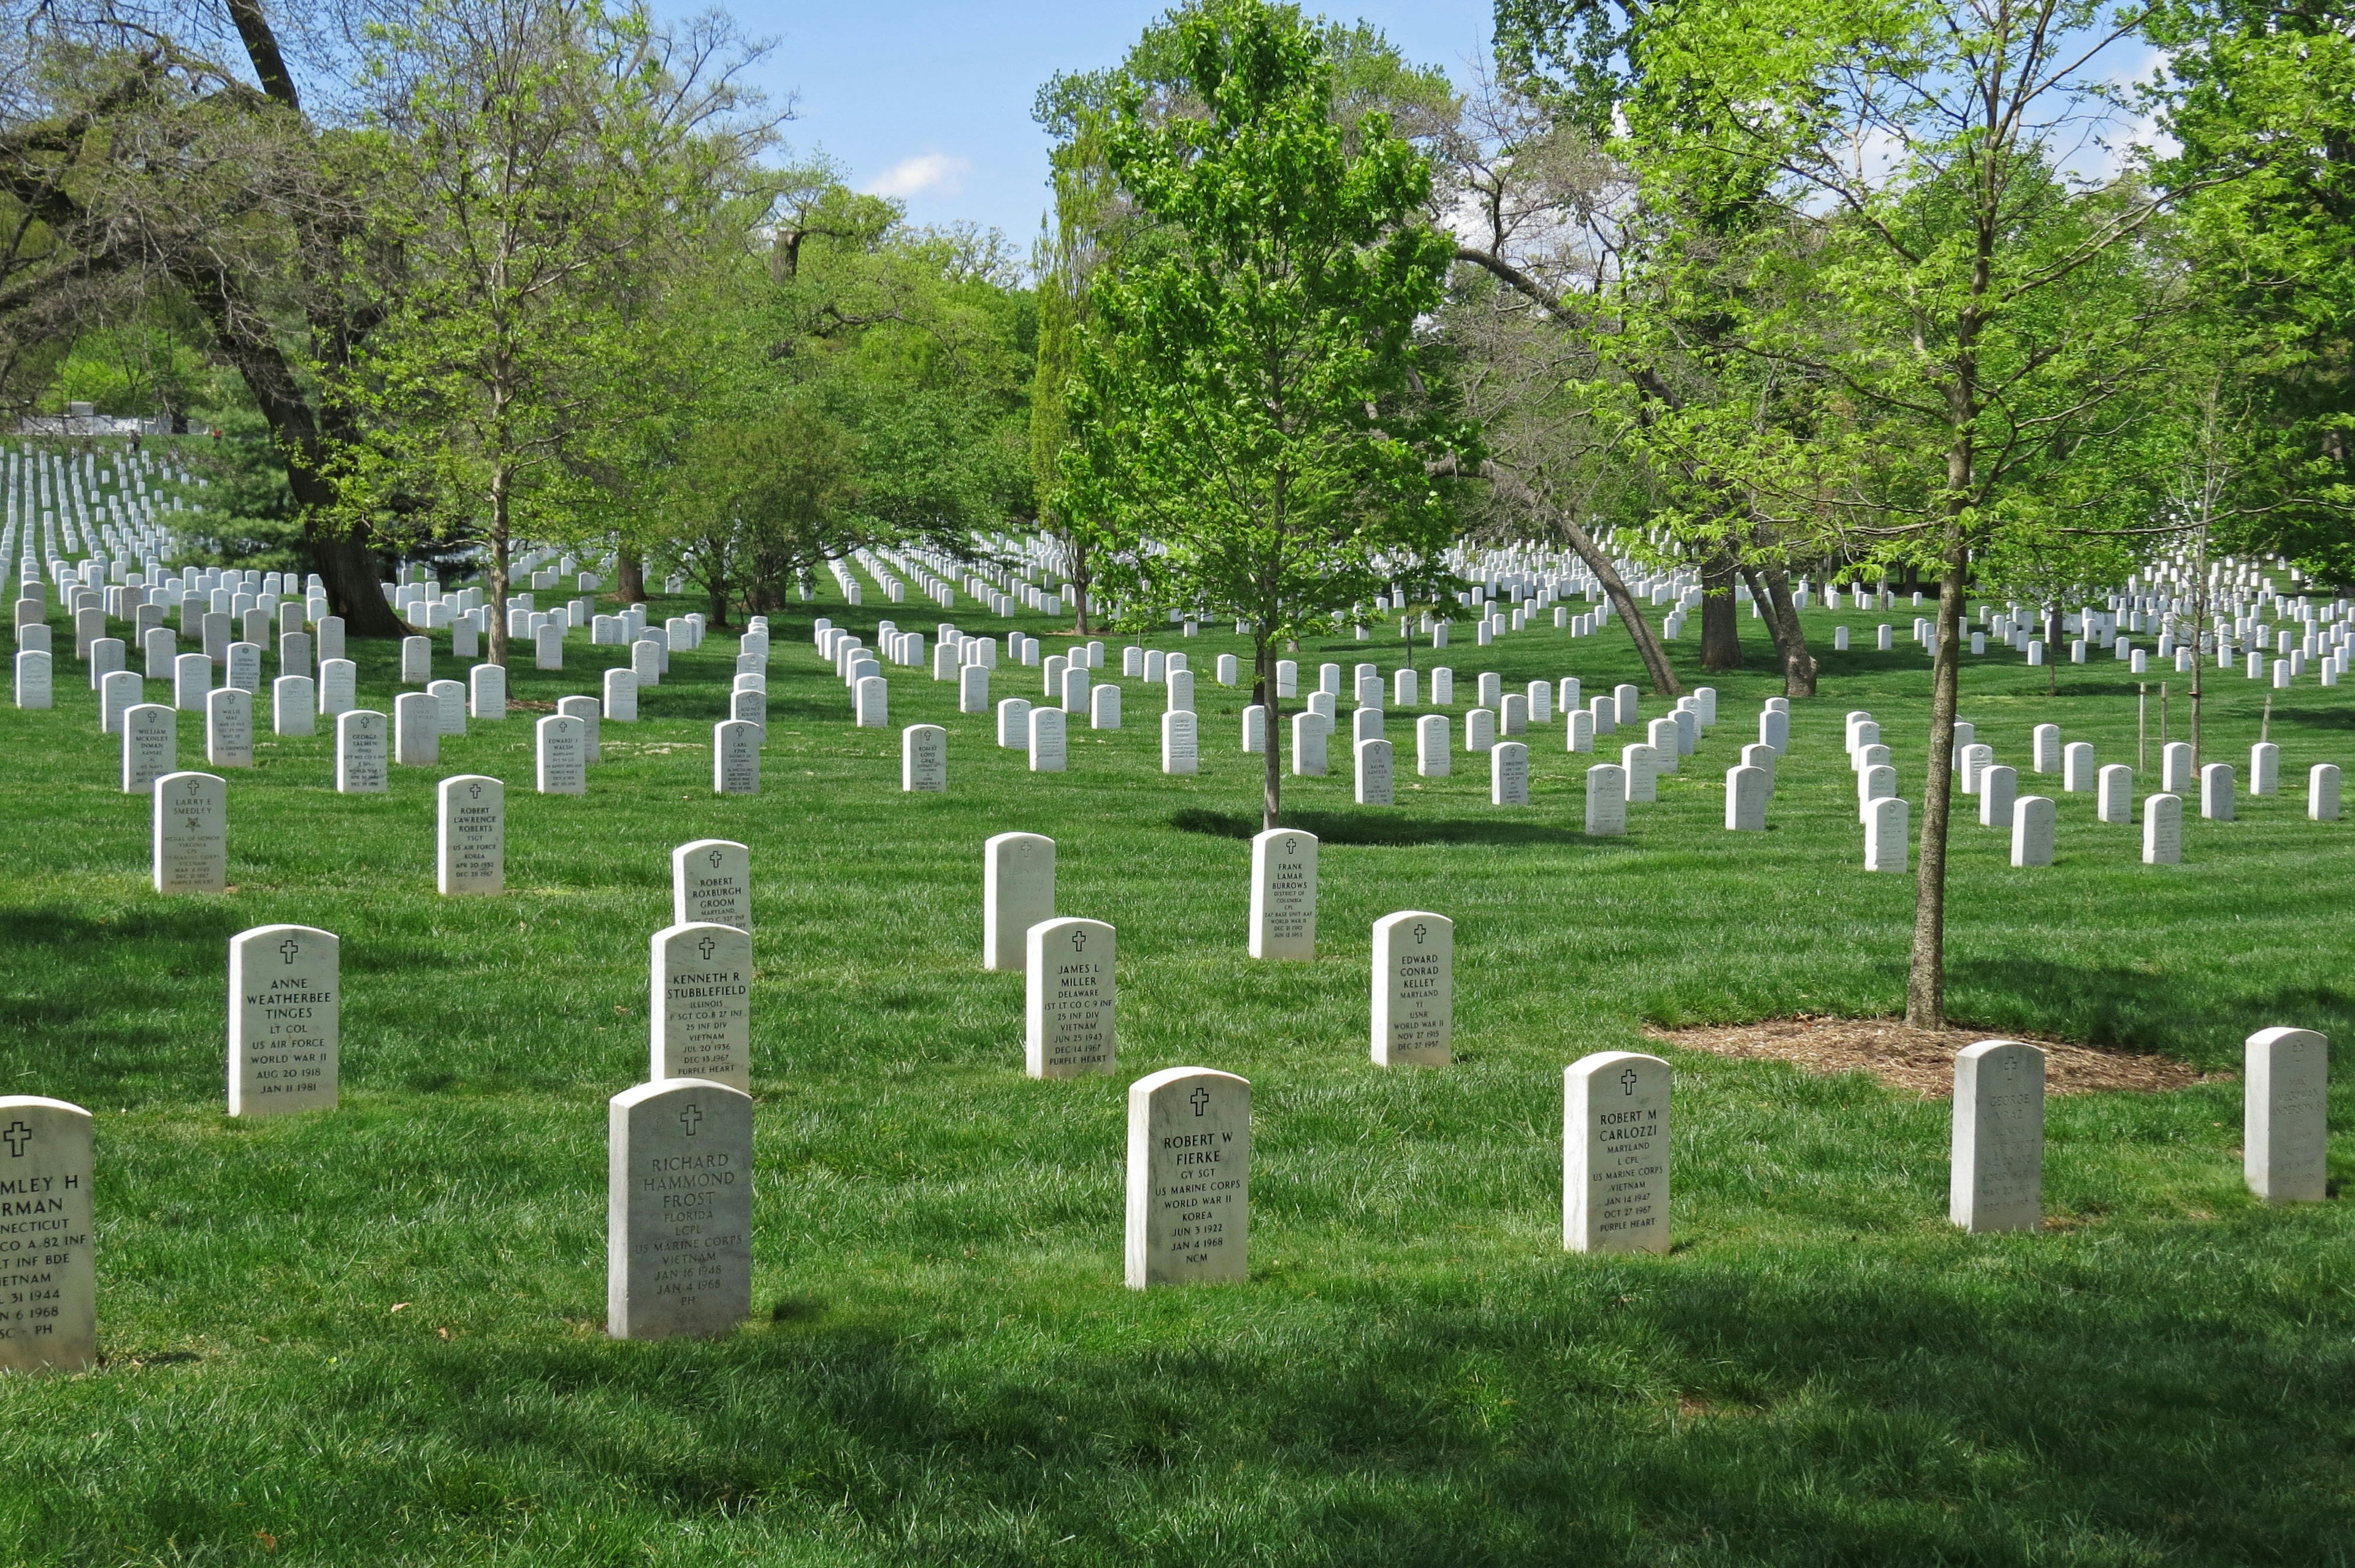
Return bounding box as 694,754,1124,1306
692,1,1500,247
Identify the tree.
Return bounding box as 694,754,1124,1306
331,0,770,667
1454,21,1826,696
0,5,405,631
1064,0,1474,832
2148,0,2355,579
1596,0,2216,1026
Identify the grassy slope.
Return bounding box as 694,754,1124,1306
1,583,2349,1567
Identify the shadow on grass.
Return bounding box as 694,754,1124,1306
1170,807,1593,847
1950,954,2355,1063
223,1245,2355,1564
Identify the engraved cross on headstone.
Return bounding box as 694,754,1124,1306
1071,929,1087,952
696,935,716,961
680,1103,702,1137
1,1122,29,1157
1620,1066,1639,1096
707,849,724,870
1189,1086,1211,1117
280,938,301,964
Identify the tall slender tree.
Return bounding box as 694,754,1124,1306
1065,0,1474,830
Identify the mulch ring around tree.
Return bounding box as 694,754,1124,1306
1647,1015,2215,1098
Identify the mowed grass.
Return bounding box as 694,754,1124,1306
1,582,2351,1566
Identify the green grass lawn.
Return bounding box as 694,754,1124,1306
2,581,2351,1566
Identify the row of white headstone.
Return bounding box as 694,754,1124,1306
597,1019,2333,1341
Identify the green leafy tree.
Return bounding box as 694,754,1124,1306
331,0,770,665
1065,0,1474,830
1595,0,2213,1025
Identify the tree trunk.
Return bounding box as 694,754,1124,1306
1699,554,1741,670
487,473,511,669
1479,459,1682,697
1905,538,1970,1028
616,548,646,604
1257,632,1281,831
1752,563,1818,697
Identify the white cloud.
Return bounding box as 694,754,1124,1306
865,153,973,199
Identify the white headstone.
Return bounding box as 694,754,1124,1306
2244,1027,2329,1205
1025,917,1116,1078
535,714,586,795
427,678,467,734
204,686,253,768
1248,827,1317,959
227,924,339,1116
1355,737,1395,804
1158,709,1199,776
1465,708,1497,753
1124,1067,1249,1289
898,723,947,792
2032,724,2061,773
1620,743,1658,802
602,667,638,723
1028,705,1067,771
1415,713,1450,776
960,832,1051,988
422,774,507,895
13,649,51,709
2093,763,2132,823
393,691,438,766
2154,740,2191,794
1490,740,1530,805
997,697,1032,749
317,657,356,717
272,675,315,736
607,1078,752,1340
2310,763,2342,822
173,651,210,711
2142,792,2183,864
1563,1050,1671,1253
1371,911,1451,1066
712,719,761,794
1758,709,1790,752
1725,764,1767,830
121,703,177,793
1290,711,1328,776
2010,795,2056,866
400,635,431,683
1090,681,1121,730
0,1098,95,1372
100,668,142,734
1585,764,1627,835
2250,741,2280,796
152,770,226,892
1978,763,2016,827
651,923,754,1092
2201,762,2235,820
1950,1040,2043,1233
1865,795,1909,871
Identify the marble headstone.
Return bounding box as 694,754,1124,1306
226,924,339,1115
983,832,1055,971
1124,1067,1249,1289
651,923,753,1092
437,775,505,895
1563,1050,1671,1253
1025,917,1116,1078
1247,828,1317,959
0,1098,96,1372
1371,911,1451,1066
607,1079,752,1340
1950,1041,2043,1233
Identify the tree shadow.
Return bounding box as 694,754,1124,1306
1170,806,1598,847
201,1249,2355,1564
1948,954,2355,1064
